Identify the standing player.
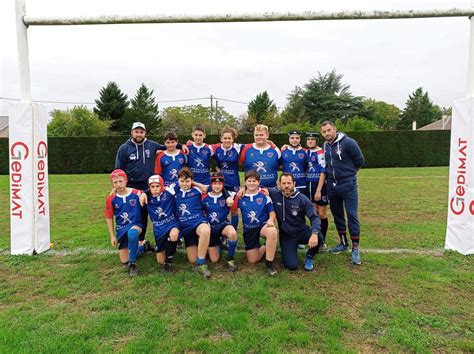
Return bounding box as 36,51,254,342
232,170,278,275
281,130,308,193
240,124,281,188
321,121,365,265
172,167,212,278
211,126,243,230
142,175,179,272
305,132,329,246
155,131,187,187
105,169,143,277
186,125,213,185
202,172,239,272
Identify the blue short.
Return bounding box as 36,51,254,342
181,221,208,248
209,222,230,247
306,181,329,206
243,224,265,251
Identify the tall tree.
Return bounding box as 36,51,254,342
281,86,306,125
123,83,161,134
48,106,112,136
397,87,443,130
247,91,277,124
360,98,401,130
94,82,129,133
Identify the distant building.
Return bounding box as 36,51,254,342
418,115,451,130
0,116,8,138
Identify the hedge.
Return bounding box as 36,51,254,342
0,130,450,174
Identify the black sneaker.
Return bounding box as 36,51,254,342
266,264,277,276
227,259,238,272
177,238,184,249
162,263,172,273
143,240,154,253
128,263,139,277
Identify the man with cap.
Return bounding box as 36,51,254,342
320,120,364,265
280,130,308,194
305,132,329,247
115,122,188,243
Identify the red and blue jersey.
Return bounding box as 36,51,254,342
105,189,143,239
154,151,186,186
281,146,307,189
239,144,281,188
306,147,326,182
186,143,213,185
171,185,206,231
211,143,243,191
235,192,274,231
202,192,231,232
146,189,179,239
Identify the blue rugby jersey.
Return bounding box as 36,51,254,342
105,189,143,239
235,192,274,231
202,192,232,232
186,143,213,185
211,143,244,191
154,151,186,186
146,188,179,238
171,185,206,230
240,144,281,188
281,146,307,189
306,147,326,182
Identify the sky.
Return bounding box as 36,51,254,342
0,0,471,118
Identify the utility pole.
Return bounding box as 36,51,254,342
215,100,220,136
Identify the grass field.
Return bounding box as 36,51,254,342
0,167,473,352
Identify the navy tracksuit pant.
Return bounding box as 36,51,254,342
279,227,323,271
327,177,360,237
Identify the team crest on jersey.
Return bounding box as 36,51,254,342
256,198,263,204
267,152,274,158
202,150,208,155
298,153,305,159
129,199,137,206
227,151,234,157
219,200,226,206
179,158,184,164
145,149,151,158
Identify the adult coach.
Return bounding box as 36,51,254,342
320,120,364,265
115,122,187,240
268,173,322,271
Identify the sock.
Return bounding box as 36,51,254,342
231,214,239,230
338,230,348,246
307,247,317,259
320,218,328,241
351,235,360,249
127,229,139,263
165,238,178,264
137,243,145,256
265,259,274,268
196,257,206,266
227,239,238,259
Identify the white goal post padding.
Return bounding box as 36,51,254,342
445,98,474,255
9,103,50,255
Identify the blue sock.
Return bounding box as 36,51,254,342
196,257,206,266
127,228,139,263
231,214,239,230
137,243,145,257
227,240,237,258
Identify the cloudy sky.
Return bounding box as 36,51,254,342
0,0,471,117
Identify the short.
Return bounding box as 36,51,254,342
243,224,265,251
209,222,230,247
117,224,142,250
154,228,177,253
181,221,208,248
306,181,329,206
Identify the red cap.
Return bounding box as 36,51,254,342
148,174,165,194
110,169,127,182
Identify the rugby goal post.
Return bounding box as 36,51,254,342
11,0,474,254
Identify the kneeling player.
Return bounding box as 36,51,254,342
142,175,179,272
105,169,143,277
172,167,212,278
202,172,238,272
232,170,278,276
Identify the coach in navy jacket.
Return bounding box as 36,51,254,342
269,173,323,271
321,121,364,265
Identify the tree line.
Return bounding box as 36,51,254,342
47,70,449,137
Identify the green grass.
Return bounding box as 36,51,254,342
0,167,473,352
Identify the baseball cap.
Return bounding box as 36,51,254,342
131,122,146,131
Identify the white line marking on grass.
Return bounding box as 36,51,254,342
359,176,446,179
0,247,446,256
